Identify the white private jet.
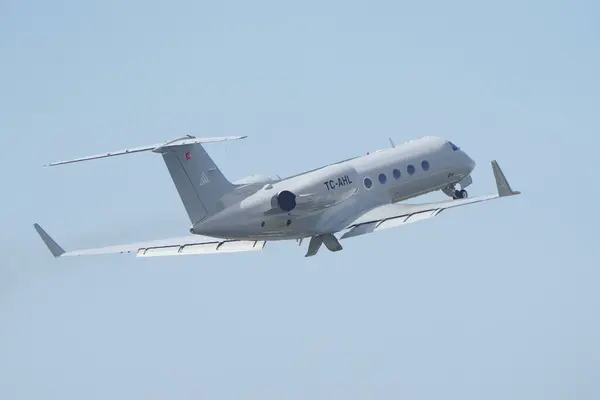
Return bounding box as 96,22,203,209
34,135,520,258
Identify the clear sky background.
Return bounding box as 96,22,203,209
1,0,598,399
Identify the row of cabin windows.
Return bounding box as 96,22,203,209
363,160,430,189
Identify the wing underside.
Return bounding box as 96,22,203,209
33,224,266,258
339,160,520,240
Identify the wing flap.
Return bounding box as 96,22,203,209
136,239,266,257
402,209,438,224
34,223,266,258
138,245,182,257
374,216,408,230
176,240,265,256
340,195,499,239
341,221,379,239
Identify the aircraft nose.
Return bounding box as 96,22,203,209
465,153,476,172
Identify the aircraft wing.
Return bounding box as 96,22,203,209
33,224,266,258
339,160,520,240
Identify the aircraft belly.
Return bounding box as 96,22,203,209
390,170,452,202
197,212,320,240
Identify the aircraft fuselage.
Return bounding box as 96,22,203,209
192,136,475,240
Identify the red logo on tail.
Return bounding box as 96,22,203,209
185,152,191,160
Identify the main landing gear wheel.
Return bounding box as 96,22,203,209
442,185,468,199
454,189,468,199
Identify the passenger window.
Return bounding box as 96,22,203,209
407,165,415,175
421,160,430,171
363,177,373,189
393,169,401,179
378,173,387,184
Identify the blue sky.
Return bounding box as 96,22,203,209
1,0,599,398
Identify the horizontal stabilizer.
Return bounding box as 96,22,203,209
33,223,265,258
45,135,247,166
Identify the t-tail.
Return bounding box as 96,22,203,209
45,135,246,224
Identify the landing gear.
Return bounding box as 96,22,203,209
454,189,468,199
442,175,472,200
442,185,468,199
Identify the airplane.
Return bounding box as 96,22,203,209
34,135,520,258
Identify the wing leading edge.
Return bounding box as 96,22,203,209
33,224,266,258
340,160,520,239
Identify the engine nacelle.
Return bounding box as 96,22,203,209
266,163,360,214
275,190,297,212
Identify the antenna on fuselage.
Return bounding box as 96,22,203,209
388,137,396,148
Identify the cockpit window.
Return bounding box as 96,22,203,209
449,142,460,151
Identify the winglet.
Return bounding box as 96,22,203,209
33,223,65,257
491,160,521,197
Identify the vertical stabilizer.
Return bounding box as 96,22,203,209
159,141,236,224
42,134,245,225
